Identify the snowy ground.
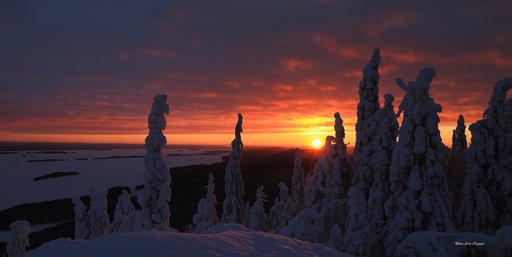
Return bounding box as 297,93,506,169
0,148,227,210
24,224,352,257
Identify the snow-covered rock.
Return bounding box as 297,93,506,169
23,224,353,257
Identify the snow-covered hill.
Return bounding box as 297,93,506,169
23,224,352,257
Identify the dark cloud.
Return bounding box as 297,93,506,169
1,0,511,144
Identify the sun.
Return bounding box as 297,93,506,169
312,138,322,149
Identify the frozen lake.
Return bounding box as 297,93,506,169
0,148,228,210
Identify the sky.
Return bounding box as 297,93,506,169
1,0,511,147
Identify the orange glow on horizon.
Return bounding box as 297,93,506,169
0,124,459,148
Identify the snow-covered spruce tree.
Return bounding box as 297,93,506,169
305,136,336,207
353,48,381,196
249,186,268,231
281,113,349,243
141,94,171,230
72,196,89,239
289,148,305,218
6,220,30,257
221,113,247,225
458,77,512,233
87,188,110,239
110,190,137,233
342,187,369,257
366,93,398,256
452,114,468,158
267,182,291,232
385,68,455,256
448,114,467,209
192,173,220,233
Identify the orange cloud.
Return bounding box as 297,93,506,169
280,57,313,71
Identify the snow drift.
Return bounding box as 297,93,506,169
23,224,351,257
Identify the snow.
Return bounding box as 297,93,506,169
0,148,226,210
6,220,30,257
23,224,353,257
386,67,455,256
248,186,268,231
353,48,382,196
141,94,171,230
393,228,509,257
222,113,248,225
87,188,110,239
192,173,220,233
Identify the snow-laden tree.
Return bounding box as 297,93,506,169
452,114,468,157
282,113,349,243
141,94,172,230
72,196,89,239
222,113,248,225
366,93,398,256
192,173,220,233
385,68,455,256
353,48,381,196
458,77,512,233
342,187,369,257
267,182,291,232
305,136,335,207
328,224,343,250
306,113,346,207
110,190,138,233
88,188,110,239
6,220,30,257
289,148,305,218
249,186,268,231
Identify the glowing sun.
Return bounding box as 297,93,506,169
312,138,322,149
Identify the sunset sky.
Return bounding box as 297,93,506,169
1,0,511,147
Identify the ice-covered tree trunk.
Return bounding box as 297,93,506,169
6,220,30,257
353,48,381,196
141,94,171,230
342,187,369,257
366,93,398,256
87,188,110,239
72,197,89,239
458,77,512,233
249,186,268,231
385,68,455,256
222,113,247,225
110,190,137,233
289,149,305,218
267,182,291,232
192,173,220,233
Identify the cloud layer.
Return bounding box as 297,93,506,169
1,0,511,146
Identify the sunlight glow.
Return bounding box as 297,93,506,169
312,138,322,149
